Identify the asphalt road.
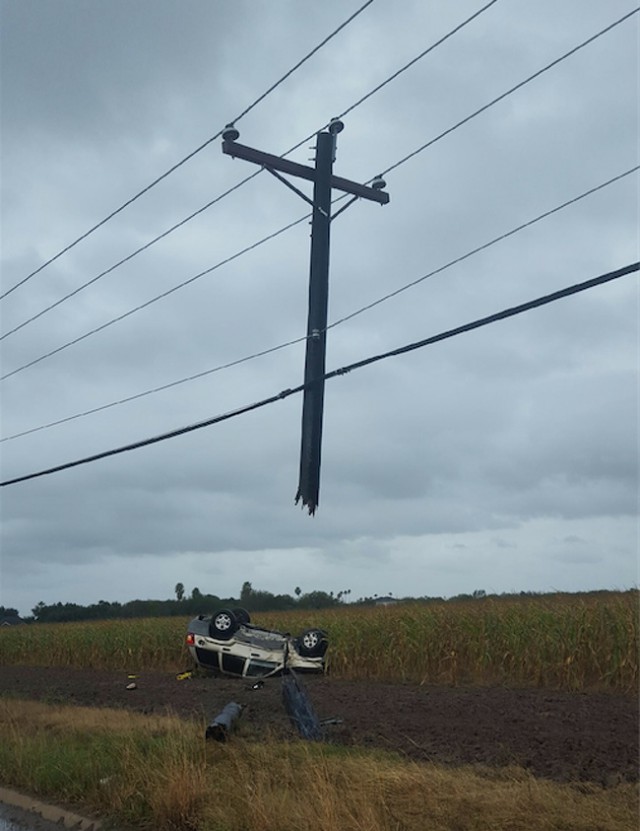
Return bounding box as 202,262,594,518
0,791,101,831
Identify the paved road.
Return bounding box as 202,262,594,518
0,797,100,831
0,802,59,831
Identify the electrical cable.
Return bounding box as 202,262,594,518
0,214,309,382
280,0,503,158
0,0,375,301
4,8,633,382
2,0,502,340
1,261,636,487
0,171,262,340
1,333,309,442
380,7,639,179
2,164,636,441
327,165,640,329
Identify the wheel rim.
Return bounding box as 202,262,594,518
303,631,319,649
215,613,232,631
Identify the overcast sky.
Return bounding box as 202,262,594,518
1,0,638,618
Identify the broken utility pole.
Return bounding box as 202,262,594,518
222,120,389,514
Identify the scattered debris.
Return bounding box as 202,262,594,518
246,680,265,690
205,701,244,742
125,682,137,691
176,671,192,681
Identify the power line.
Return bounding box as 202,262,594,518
2,165,636,441
0,171,262,341
328,262,637,375
328,166,640,329
0,0,375,302
3,0,502,340
1,333,308,442
381,7,640,178
2,262,636,487
0,214,309,382
282,0,503,156
5,8,634,385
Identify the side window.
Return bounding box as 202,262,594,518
221,653,246,675
245,658,279,677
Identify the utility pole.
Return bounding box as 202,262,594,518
222,120,389,514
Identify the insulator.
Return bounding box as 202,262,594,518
222,124,240,142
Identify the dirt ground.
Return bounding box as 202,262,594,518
1,666,637,786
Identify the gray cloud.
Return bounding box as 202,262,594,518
1,0,637,616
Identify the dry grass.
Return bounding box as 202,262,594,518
1,591,636,692
0,698,636,831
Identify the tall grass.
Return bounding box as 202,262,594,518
0,698,636,831
1,591,636,692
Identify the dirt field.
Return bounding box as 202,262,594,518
1,666,637,785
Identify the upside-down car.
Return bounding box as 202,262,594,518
185,608,328,678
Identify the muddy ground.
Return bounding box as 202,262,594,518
0,666,637,785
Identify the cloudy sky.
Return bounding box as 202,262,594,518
1,0,638,618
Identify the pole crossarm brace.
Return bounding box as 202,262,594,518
265,166,316,208
222,140,390,205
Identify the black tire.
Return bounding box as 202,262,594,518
210,609,238,640
232,607,251,625
297,628,328,658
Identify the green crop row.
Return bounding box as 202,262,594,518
0,592,636,692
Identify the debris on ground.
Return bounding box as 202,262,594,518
205,702,244,742
176,671,192,681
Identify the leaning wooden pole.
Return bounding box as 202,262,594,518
295,130,334,515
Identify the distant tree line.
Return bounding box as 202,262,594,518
25,581,353,624
17,586,629,624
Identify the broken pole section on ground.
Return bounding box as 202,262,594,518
281,671,323,741
205,701,243,742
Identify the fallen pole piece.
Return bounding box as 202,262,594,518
205,701,243,742
281,671,323,741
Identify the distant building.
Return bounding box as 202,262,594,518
1,615,26,626
373,596,400,607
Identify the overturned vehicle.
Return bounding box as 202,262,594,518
186,608,328,678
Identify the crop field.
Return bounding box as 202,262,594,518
1,592,637,831
1,591,637,692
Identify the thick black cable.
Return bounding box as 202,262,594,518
3,0,502,339
0,0,375,301
327,263,638,377
2,165,636,441
328,166,640,329
1,262,636,487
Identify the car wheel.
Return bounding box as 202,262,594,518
210,609,238,640
297,628,328,658
232,607,251,625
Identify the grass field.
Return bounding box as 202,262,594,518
0,698,636,831
1,591,637,692
1,592,637,830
